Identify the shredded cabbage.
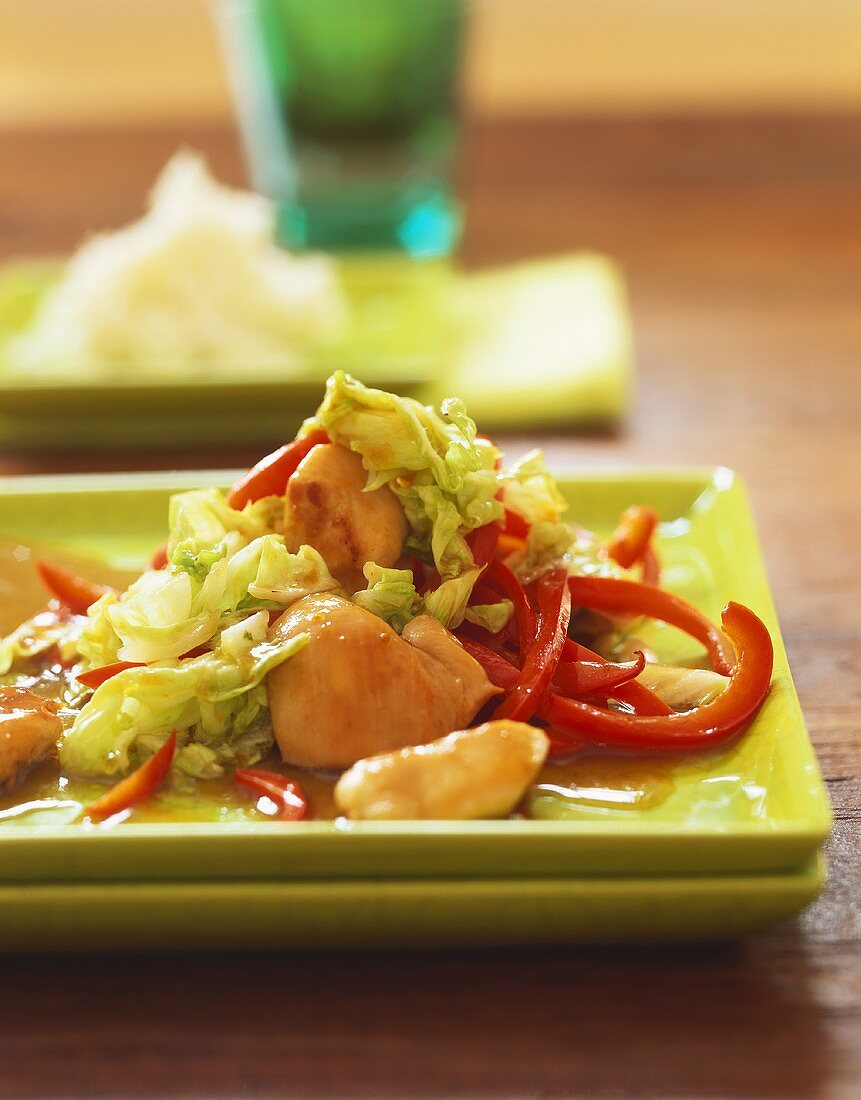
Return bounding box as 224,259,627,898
80,481,338,669
60,613,308,778
351,562,510,634
352,564,421,633
500,449,569,526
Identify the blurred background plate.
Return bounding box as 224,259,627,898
0,255,441,449
0,250,634,449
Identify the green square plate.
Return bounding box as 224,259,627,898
0,857,826,950
0,468,831,889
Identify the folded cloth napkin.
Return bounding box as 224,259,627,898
440,253,633,429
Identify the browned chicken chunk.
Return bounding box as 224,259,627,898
334,720,550,821
0,687,62,789
267,593,500,769
283,443,407,591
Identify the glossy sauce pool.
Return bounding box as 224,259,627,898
0,539,680,826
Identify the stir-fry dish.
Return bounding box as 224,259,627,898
0,374,774,824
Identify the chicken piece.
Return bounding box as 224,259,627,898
334,720,550,821
0,687,62,789
267,594,499,769
283,443,407,592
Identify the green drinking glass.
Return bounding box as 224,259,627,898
220,0,465,256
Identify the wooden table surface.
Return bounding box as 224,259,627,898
0,116,859,1098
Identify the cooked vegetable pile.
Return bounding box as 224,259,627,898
0,373,774,822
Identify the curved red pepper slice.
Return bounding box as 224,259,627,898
540,602,772,750
568,574,736,677
607,506,659,570
485,558,536,647
77,644,213,691
459,635,519,690
235,768,308,822
461,630,668,722
36,560,111,615
87,732,176,822
227,430,330,509
554,649,646,697
495,568,571,722
77,661,142,689
560,639,670,715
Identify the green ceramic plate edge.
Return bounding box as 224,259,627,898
0,855,826,950
0,467,831,883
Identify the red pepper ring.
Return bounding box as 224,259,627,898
568,574,736,677
227,429,330,509
235,768,309,822
495,567,571,722
540,601,773,751
86,732,177,822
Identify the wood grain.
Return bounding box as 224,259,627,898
0,115,859,1098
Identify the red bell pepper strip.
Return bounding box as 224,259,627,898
485,558,536,646
459,635,519,690
468,581,501,607
234,768,308,822
86,732,176,822
467,521,501,568
567,574,736,677
36,560,111,615
554,649,646,697
540,601,772,750
607,506,659,570
77,643,213,690
227,430,330,509
77,661,142,689
495,568,571,722
560,640,669,715
462,629,668,719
